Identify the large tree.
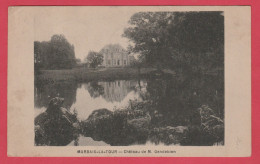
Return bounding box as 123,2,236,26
123,12,224,73
34,34,76,70
85,51,104,69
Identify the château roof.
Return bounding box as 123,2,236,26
100,44,127,54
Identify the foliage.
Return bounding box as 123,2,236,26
129,56,142,67
85,82,104,98
86,51,104,68
75,58,81,64
198,105,224,141
34,34,76,70
123,12,224,73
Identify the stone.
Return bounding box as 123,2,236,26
34,97,79,146
126,110,151,131
81,109,150,146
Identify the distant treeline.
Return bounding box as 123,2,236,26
34,34,77,70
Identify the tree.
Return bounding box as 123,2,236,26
34,34,76,70
129,55,144,74
123,12,224,73
86,51,104,69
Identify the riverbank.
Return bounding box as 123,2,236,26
80,104,224,146
35,66,223,84
35,67,160,83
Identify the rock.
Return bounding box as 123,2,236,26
126,110,151,131
149,126,188,145
87,108,112,120
81,109,150,146
34,97,79,146
82,108,114,133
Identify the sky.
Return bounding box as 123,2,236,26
34,7,136,61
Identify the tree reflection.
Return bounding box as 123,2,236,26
34,81,77,109
34,73,224,146
144,74,224,128
85,81,104,98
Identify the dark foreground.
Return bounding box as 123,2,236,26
35,96,224,146
35,70,224,146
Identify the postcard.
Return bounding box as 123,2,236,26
7,6,251,157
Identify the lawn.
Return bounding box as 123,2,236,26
35,67,157,83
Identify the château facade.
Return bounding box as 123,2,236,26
100,44,129,67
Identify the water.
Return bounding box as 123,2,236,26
35,75,224,146
35,80,146,120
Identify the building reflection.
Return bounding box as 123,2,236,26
99,80,139,102
84,80,141,103
34,80,146,112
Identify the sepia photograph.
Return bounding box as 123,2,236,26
7,6,251,157
34,9,224,146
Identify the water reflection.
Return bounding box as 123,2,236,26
84,80,141,102
144,75,224,128
35,80,144,120
100,80,138,102
35,81,77,109
35,74,224,146
67,135,109,146
84,82,104,98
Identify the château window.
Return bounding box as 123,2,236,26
124,60,126,65
108,60,111,65
117,60,120,65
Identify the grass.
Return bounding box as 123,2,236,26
35,67,157,83
35,66,220,84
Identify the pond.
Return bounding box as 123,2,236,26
34,75,224,146
35,80,147,120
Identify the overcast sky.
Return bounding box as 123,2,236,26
34,7,136,60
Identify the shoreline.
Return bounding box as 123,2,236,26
35,67,157,83
35,67,223,84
